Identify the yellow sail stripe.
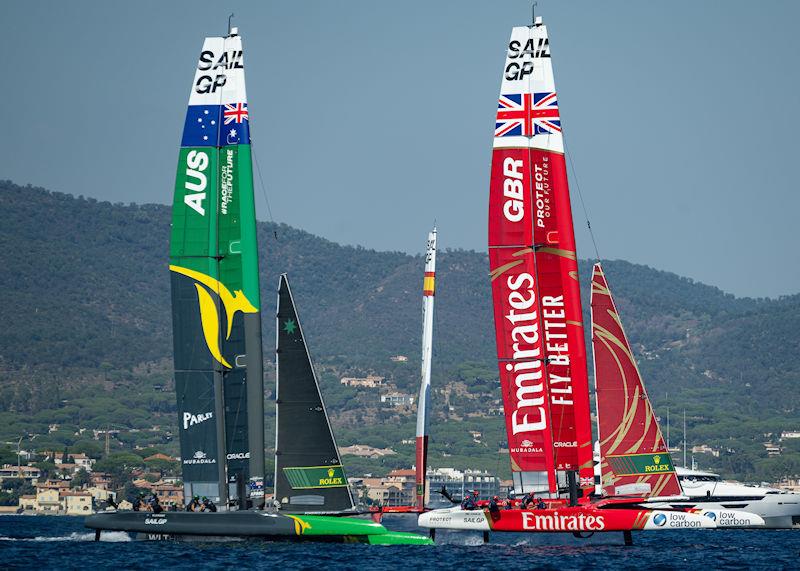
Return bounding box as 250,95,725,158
170,264,258,369
194,284,233,368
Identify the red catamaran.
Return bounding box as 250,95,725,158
417,14,759,542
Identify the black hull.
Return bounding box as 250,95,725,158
86,511,297,538
84,510,434,545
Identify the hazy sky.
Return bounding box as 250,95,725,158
2,1,799,298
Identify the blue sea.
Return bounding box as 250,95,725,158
1,514,798,569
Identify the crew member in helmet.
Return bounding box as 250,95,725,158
520,491,535,509
488,495,501,513
461,490,478,510
202,496,218,512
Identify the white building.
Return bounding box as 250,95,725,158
380,393,414,407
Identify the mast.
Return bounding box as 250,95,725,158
591,263,680,498
488,17,593,497
169,28,263,508
415,227,437,510
683,410,687,468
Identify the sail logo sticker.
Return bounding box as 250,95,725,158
502,157,525,222
183,150,209,216
503,272,547,435
283,465,347,489
182,411,213,430
169,265,258,368
183,450,216,465
226,452,250,460
521,511,605,531
607,453,675,476
194,49,243,94
220,149,235,214
495,93,561,138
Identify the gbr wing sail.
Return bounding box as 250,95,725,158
488,21,593,495
591,263,681,498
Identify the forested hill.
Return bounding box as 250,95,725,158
2,181,799,481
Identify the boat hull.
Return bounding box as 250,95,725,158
85,510,433,544
418,506,716,532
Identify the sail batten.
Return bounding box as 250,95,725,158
591,263,681,498
489,22,593,495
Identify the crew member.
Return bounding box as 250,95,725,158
520,491,535,509
461,491,478,510
186,496,201,512
536,497,546,509
488,495,501,514
149,494,164,514
202,497,218,512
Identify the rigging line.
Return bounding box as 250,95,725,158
563,135,601,262
250,141,279,241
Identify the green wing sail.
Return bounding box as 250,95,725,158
169,31,264,506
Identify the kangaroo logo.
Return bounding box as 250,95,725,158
170,265,258,368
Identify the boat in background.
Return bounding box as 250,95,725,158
381,227,438,516
420,15,737,541
85,25,431,545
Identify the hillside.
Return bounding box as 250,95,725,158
1,181,798,483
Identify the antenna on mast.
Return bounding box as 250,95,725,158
532,2,538,25
228,13,236,36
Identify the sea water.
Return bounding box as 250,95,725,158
1,514,797,569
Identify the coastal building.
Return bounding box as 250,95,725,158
0,464,41,482
62,491,93,515
355,477,407,507
90,472,112,490
153,483,184,508
380,392,414,407
18,494,37,512
340,375,385,388
338,444,396,458
35,488,61,513
427,468,500,504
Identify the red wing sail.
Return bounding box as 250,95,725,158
591,263,681,498
489,23,593,495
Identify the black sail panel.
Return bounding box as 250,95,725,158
274,275,354,513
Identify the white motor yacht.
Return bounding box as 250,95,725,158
641,467,800,529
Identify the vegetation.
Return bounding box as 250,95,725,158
0,181,798,484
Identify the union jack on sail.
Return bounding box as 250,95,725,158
495,92,561,137
224,102,249,124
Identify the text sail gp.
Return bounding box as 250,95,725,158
488,17,593,496
169,26,264,509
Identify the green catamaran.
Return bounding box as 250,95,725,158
85,25,431,545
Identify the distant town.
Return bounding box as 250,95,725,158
3,435,800,515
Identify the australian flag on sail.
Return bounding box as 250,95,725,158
495,92,561,137
181,103,250,147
